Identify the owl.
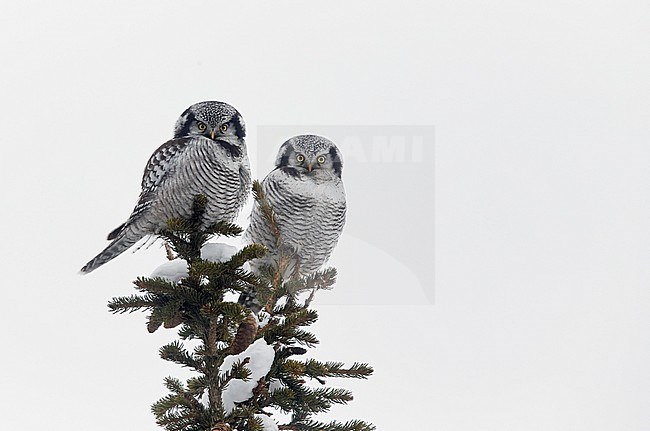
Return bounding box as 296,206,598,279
80,101,251,274
243,134,347,282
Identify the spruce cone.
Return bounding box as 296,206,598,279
164,242,175,260
163,313,183,329
230,312,258,354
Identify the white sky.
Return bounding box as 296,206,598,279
1,1,649,430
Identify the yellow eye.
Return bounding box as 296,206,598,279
197,122,207,131
296,154,305,163
220,124,228,133
317,155,326,164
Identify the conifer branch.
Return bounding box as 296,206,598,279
252,181,281,249
160,340,203,371
107,193,374,431
107,293,157,313
280,419,376,431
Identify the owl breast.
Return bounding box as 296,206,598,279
149,137,251,230
261,168,346,275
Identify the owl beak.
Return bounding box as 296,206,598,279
306,163,313,172
210,129,216,140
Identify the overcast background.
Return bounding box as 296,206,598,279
1,1,649,430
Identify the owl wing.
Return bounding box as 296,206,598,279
106,137,193,240
141,137,194,193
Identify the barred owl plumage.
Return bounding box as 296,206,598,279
80,101,251,274
243,134,346,284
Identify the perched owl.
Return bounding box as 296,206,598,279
80,101,251,274
243,134,346,283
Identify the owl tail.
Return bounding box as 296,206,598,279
79,225,145,274
238,286,263,315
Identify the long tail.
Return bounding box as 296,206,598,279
79,226,145,274
238,284,263,315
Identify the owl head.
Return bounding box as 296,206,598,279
174,101,246,141
275,135,343,178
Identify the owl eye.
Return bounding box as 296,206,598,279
220,124,228,133
296,154,305,163
317,155,326,164
197,122,207,131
